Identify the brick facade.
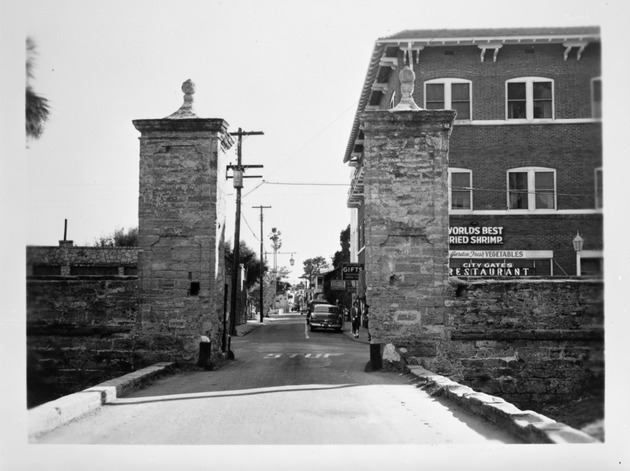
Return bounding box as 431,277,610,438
347,27,603,279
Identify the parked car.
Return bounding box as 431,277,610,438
305,299,330,320
308,304,343,332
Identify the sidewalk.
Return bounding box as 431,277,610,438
234,317,267,336
342,320,370,343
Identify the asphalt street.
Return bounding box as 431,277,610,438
34,312,523,444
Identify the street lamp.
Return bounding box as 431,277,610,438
573,232,584,276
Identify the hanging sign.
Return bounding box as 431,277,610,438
342,263,364,280
331,280,347,291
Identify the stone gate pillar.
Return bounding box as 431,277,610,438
133,80,233,365
362,67,456,370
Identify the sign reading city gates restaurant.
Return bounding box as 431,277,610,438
449,250,554,277
342,263,364,280
449,226,504,245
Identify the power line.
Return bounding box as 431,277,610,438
264,180,349,187
240,211,259,241
265,99,359,179
241,99,358,199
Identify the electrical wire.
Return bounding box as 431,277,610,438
240,211,259,241
241,99,359,199
264,180,349,187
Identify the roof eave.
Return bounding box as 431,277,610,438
376,33,600,47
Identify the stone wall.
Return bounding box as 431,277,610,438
27,277,139,407
404,278,604,408
361,108,456,357
26,245,244,407
134,118,232,365
27,245,138,276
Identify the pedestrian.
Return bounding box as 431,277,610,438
350,301,361,338
363,304,371,342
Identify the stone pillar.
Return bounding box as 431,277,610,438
133,80,234,365
362,68,456,369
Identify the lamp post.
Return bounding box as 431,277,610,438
264,246,296,315
573,232,584,276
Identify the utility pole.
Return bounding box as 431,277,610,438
252,205,271,323
226,128,263,353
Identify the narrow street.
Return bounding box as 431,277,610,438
34,312,523,445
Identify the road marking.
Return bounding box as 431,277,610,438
263,353,343,359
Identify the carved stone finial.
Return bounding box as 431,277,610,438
166,79,199,119
390,66,421,112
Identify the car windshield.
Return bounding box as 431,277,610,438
313,305,339,314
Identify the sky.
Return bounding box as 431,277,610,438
5,0,625,284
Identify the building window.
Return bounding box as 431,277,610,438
449,169,472,210
579,252,604,277
507,167,556,210
595,167,603,209
592,77,602,118
425,79,471,120
506,77,554,120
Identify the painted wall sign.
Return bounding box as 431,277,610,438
450,250,553,259
449,262,534,277
449,226,504,245
448,250,553,277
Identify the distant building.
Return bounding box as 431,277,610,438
345,27,602,279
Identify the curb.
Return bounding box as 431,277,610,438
406,365,600,444
28,362,176,440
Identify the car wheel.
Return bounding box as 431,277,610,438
310,325,315,332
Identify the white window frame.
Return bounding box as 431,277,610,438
424,78,472,121
591,77,602,119
505,77,555,121
595,167,603,209
506,167,557,211
449,168,473,211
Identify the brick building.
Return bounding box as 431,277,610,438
346,27,602,280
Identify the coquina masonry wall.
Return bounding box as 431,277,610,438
362,109,456,359
133,117,233,365
442,279,604,407
27,276,139,407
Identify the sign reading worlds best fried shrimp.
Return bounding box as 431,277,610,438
449,226,504,245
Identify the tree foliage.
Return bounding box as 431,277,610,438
302,256,329,282
332,224,351,269
224,240,269,289
94,227,138,247
26,38,50,141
